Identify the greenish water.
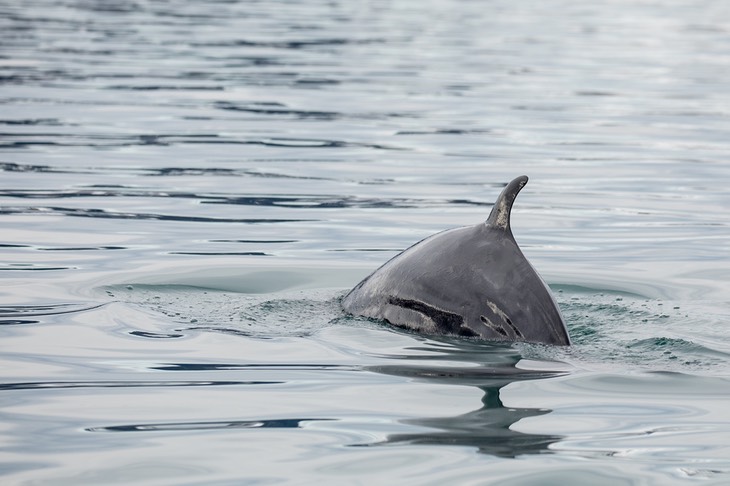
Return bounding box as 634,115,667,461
1,0,729,484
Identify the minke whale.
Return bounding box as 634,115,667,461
342,175,570,346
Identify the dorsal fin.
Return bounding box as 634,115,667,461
486,175,528,233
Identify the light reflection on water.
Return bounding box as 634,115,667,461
1,0,730,483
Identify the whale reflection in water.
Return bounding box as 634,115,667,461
364,342,566,457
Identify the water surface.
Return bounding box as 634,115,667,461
2,0,730,484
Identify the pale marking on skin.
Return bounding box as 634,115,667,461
487,301,509,322
479,314,508,337
485,300,524,339
493,198,509,229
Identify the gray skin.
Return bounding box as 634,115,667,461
341,175,571,346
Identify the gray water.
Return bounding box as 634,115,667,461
2,0,730,484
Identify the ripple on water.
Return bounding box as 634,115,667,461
0,302,105,324
103,280,730,373
104,284,346,339
553,286,730,372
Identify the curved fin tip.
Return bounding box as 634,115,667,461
486,175,528,231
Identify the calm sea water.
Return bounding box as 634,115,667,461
2,0,730,484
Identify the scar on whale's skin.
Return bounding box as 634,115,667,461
342,175,571,346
